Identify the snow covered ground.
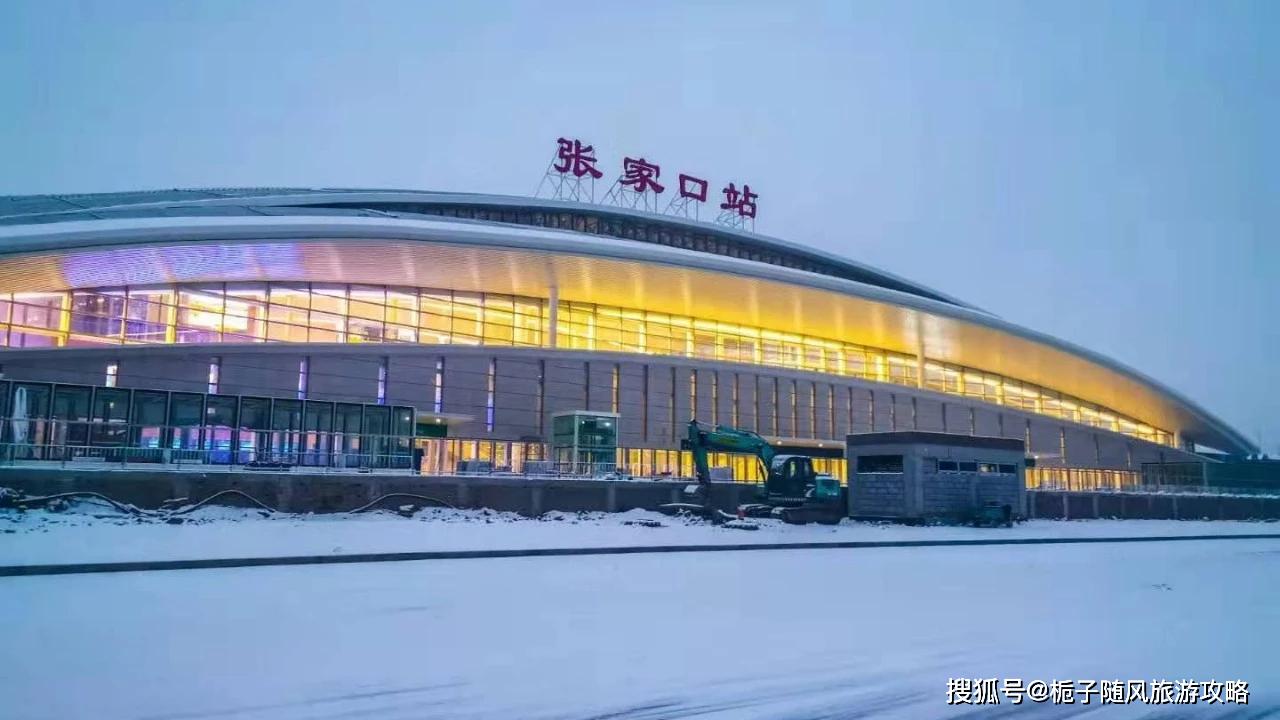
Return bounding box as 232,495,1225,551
2,499,1278,566
2,535,1277,719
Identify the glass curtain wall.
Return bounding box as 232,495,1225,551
0,284,1173,446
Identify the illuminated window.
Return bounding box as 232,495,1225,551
297,357,309,400
347,286,385,343
105,362,118,387
452,293,483,345
690,370,697,420
483,294,515,346
611,364,620,414
224,284,267,342
433,358,444,413
485,358,496,431
177,288,225,344
385,289,418,342
377,357,388,405
267,285,309,343
7,280,1177,447
70,290,125,340
207,357,221,394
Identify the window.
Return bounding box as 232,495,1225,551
978,462,999,474
689,370,697,420
297,357,309,400
207,357,221,394
485,358,496,431
611,364,620,414
433,357,444,413
998,464,1017,475
856,455,903,474
105,362,118,387
938,460,958,472
0,279,1178,449
376,358,387,404
958,461,978,472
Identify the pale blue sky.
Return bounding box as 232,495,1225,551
0,1,1276,451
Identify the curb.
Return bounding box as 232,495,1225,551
3,533,1279,578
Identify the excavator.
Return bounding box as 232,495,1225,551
659,420,845,525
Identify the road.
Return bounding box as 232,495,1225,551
2,538,1276,719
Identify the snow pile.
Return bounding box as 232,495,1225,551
1,492,1277,567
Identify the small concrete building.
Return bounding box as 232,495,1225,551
846,431,1027,521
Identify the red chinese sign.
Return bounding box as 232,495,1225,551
678,174,708,202
719,182,758,219
549,137,757,222
554,137,603,179
620,157,664,194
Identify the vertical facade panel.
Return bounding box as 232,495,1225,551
543,358,586,420
794,379,814,438
848,386,874,435
998,412,1026,440
0,355,118,386
915,397,945,432
1130,440,1165,467
1062,426,1096,467
974,407,1002,438
695,368,716,425
671,366,691,439
1097,432,1129,468
444,355,492,438
494,357,540,440
385,354,432,409
752,376,773,430
114,355,212,395
1028,419,1064,467
815,383,835,439
646,364,674,445
617,361,647,446
227,353,308,399
586,362,614,413
777,378,797,438
892,394,914,431
714,370,736,429
871,390,894,432
735,372,759,433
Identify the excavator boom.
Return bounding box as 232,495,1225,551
685,420,775,483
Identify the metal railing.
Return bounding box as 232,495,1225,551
0,442,420,474
0,417,418,474
1030,476,1280,498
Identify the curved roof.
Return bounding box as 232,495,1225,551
0,188,1255,455
0,188,979,310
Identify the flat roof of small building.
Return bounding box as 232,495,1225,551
845,432,1026,452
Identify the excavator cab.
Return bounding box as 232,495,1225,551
765,455,817,504
757,454,844,524
763,456,840,504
